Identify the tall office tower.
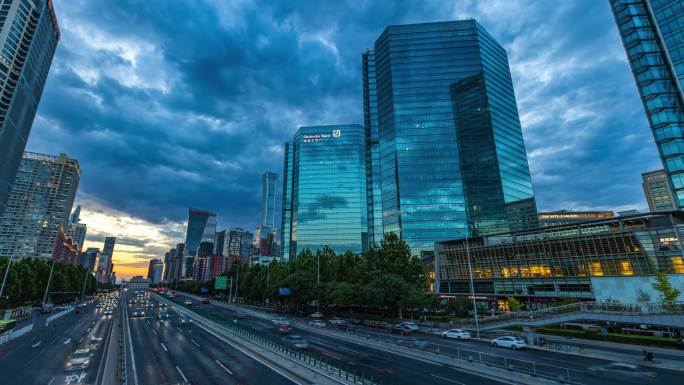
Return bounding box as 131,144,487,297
227,227,253,264
260,171,278,228
147,258,163,284
280,143,294,260
214,229,226,255
0,152,79,259
281,125,368,258
0,0,60,217
367,20,538,255
362,50,383,247
66,205,86,251
97,236,116,283
182,208,217,277
163,243,184,282
610,0,684,207
79,247,100,272
642,169,678,211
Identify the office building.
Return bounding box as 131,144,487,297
281,124,368,258
182,208,216,277
367,20,538,256
227,227,253,264
51,226,79,266
280,143,294,260
97,237,116,283
538,210,615,227
163,243,184,283
435,211,684,309
79,247,99,272
642,169,677,212
610,0,684,207
147,258,162,280
214,230,227,256
66,205,87,252
362,50,383,247
126,276,149,290
260,171,278,228
0,152,79,259
0,0,60,217
254,225,275,256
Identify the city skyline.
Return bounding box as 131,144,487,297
25,1,665,279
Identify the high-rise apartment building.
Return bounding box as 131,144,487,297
366,20,538,255
642,169,677,211
227,227,253,264
260,171,278,228
0,0,60,217
610,0,684,207
182,208,216,277
281,125,368,258
0,152,79,259
163,243,184,283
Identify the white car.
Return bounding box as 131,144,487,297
272,317,290,326
328,317,346,325
441,328,471,340
310,312,323,319
308,320,326,327
491,336,526,350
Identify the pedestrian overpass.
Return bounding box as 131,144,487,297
463,302,684,332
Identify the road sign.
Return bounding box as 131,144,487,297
279,288,291,296
215,276,227,290
200,287,209,294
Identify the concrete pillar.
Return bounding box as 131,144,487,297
523,325,536,345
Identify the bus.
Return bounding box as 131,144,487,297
0,319,17,334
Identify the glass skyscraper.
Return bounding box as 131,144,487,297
0,0,60,217
183,208,216,277
610,0,684,207
281,124,368,258
369,20,538,255
260,171,278,228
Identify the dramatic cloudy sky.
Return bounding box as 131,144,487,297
26,0,659,279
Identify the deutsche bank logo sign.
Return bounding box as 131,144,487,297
332,129,341,137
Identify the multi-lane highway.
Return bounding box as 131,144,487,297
172,292,683,385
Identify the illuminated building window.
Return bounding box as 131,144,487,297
672,256,684,274
590,262,603,276
619,260,634,276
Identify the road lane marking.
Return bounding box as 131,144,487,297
335,344,369,357
152,329,157,336
32,341,42,348
430,374,465,385
175,366,189,383
63,338,71,344
215,359,233,375
191,339,200,348
47,376,55,385
161,342,168,352
176,327,183,333
125,294,140,385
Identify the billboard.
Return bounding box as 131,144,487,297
215,276,227,290
278,288,291,296
200,287,209,294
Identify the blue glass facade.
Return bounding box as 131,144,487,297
372,20,538,255
260,171,278,228
183,208,216,277
0,0,59,217
281,143,294,260
610,0,684,206
362,50,384,247
281,125,368,256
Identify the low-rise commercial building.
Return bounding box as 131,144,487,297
435,211,684,309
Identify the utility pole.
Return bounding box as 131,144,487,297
43,259,57,306
80,267,91,301
234,263,240,303
317,253,320,285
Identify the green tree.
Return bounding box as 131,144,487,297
652,270,681,304
507,296,524,312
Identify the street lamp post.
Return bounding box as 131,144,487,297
465,234,480,338
80,267,91,302
234,262,240,303
42,259,57,307
0,255,14,301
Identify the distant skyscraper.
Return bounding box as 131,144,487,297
281,124,368,258
163,243,185,283
0,0,60,217
281,142,294,260
182,208,216,277
0,152,79,259
79,247,99,272
66,205,86,252
260,171,278,228
147,258,163,284
362,50,383,247
227,227,253,264
214,230,227,255
367,20,538,255
97,237,116,283
642,169,677,212
610,0,684,207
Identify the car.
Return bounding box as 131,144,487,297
491,336,526,350
336,322,357,332
392,322,418,335
397,337,429,349
184,300,193,306
234,311,247,319
159,303,167,308
158,312,170,320
201,298,210,304
283,335,309,349
277,324,293,334
132,307,145,317
272,317,290,326
308,320,326,327
441,328,471,340
177,316,192,326
65,349,93,371
588,363,657,383
328,317,345,325
103,308,113,315
310,312,323,319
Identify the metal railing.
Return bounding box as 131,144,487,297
165,296,379,385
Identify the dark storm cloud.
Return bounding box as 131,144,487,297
28,0,657,245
